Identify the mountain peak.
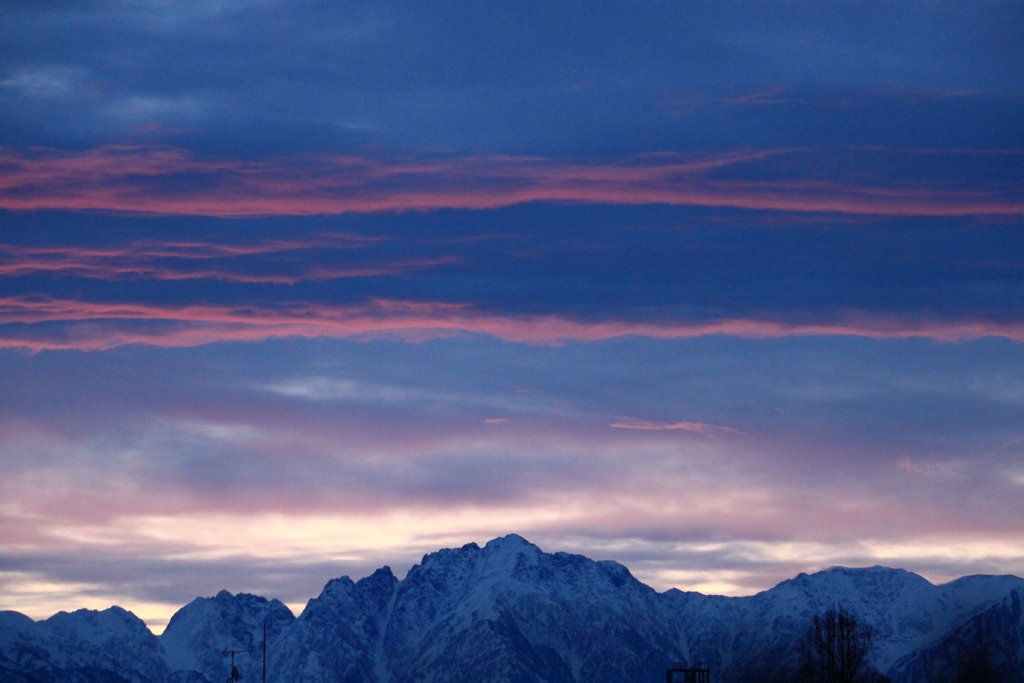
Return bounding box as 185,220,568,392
483,533,539,552
369,565,396,579
822,565,911,575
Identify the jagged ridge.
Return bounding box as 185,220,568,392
2,535,1022,683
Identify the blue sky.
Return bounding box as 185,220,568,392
1,0,1023,632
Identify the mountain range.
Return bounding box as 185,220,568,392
2,535,1022,683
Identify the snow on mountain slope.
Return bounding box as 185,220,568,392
663,564,1024,678
0,606,167,683
268,565,398,683
737,566,960,669
265,535,684,683
763,566,1024,670
887,587,1024,683
159,591,294,683
376,535,681,683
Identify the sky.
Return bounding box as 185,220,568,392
1,0,1023,634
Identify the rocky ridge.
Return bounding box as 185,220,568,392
1,535,1022,683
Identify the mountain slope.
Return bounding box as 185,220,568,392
888,587,1024,683
666,565,1024,680
377,535,680,683
0,607,167,683
159,591,294,683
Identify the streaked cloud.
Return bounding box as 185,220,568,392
1,146,1020,217
5,295,1024,351
0,239,452,283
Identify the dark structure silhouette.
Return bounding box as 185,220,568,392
667,662,710,683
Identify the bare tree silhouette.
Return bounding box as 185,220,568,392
798,608,882,683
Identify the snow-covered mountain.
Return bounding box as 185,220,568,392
2,535,1022,683
0,605,167,683
160,591,294,683
269,536,680,683
662,564,1024,681
887,587,1024,683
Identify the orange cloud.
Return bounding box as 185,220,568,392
0,145,1020,217
3,295,1024,351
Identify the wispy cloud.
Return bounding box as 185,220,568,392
1,146,1020,217
0,239,453,283
3,295,1024,351
609,419,741,436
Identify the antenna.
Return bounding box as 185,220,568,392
222,649,251,683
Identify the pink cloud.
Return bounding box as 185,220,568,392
0,237,449,283
0,145,1020,217
609,419,741,436
897,456,935,473
3,295,1024,351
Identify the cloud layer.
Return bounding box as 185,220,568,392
3,204,1024,351
1,0,1022,635
3,335,1023,629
